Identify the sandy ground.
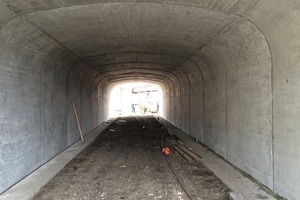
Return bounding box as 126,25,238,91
33,116,230,200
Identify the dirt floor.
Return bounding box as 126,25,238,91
33,116,231,200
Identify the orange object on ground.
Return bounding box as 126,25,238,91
162,147,171,155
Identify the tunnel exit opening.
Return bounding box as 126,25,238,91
108,82,164,118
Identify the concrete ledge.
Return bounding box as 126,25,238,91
0,119,115,200
176,135,277,200
157,117,277,200
229,192,244,200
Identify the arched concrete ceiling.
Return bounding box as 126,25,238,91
20,2,235,68
0,0,254,79
0,0,284,92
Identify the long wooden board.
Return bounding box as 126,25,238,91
172,145,194,163
178,146,201,162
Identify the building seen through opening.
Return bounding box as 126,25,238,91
109,82,163,117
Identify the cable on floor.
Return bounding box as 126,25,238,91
160,119,193,200
164,155,193,200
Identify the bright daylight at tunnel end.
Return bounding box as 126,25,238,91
0,1,300,200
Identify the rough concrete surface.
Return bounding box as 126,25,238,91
0,120,113,200
0,1,300,199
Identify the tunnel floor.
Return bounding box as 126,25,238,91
33,116,230,200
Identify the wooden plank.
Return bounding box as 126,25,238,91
178,146,201,162
72,103,85,143
172,145,194,163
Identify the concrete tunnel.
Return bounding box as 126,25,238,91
0,1,299,199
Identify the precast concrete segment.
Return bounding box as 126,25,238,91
0,0,299,199
21,3,235,47
0,3,16,29
0,17,59,193
66,62,100,145
40,47,78,163
180,59,205,144
210,17,273,189
0,17,99,193
195,46,227,158
93,63,178,73
94,67,180,81
242,1,300,199
0,0,269,15
85,52,187,68
0,120,115,200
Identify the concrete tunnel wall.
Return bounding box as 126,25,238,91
0,1,300,200
0,17,100,192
